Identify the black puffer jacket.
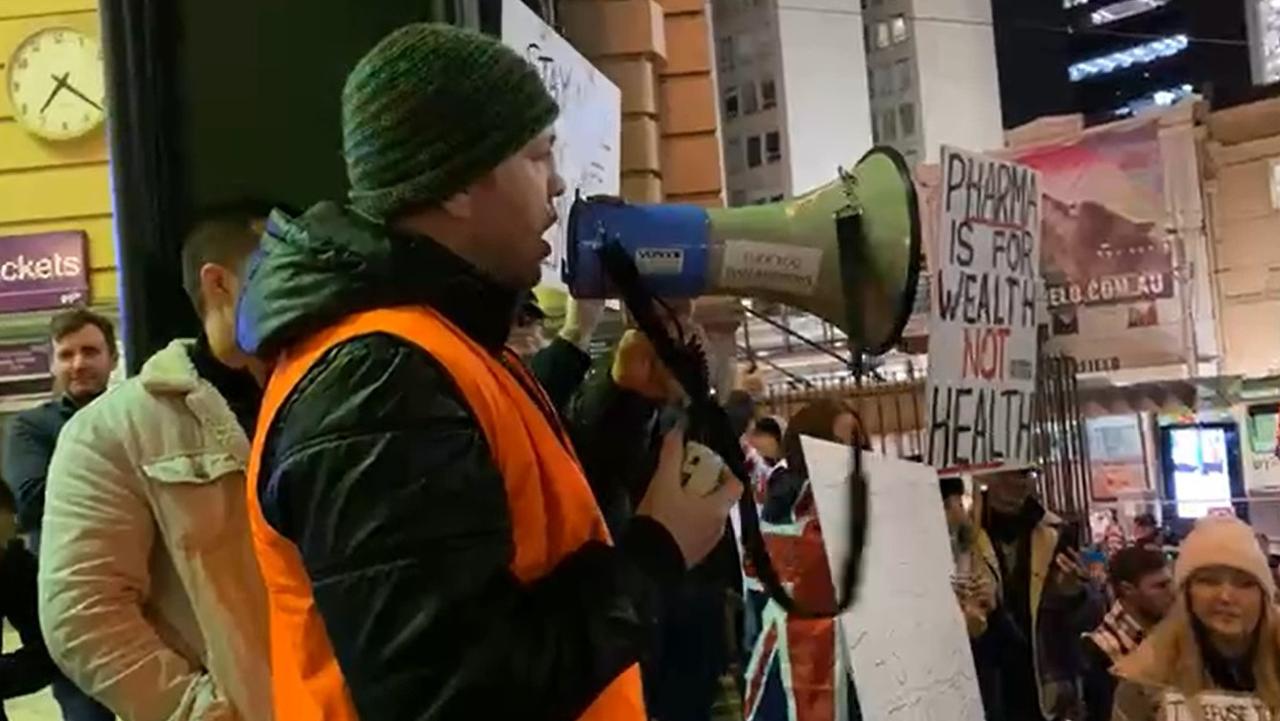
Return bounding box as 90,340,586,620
237,202,684,721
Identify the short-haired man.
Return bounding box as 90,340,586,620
748,417,783,466
2,308,115,721
38,206,273,720
1080,546,1173,721
236,24,741,719
4,309,116,545
1132,512,1161,549
969,469,1104,721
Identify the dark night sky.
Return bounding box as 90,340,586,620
989,0,1076,130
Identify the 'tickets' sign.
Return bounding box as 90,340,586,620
0,231,88,312
926,147,1042,474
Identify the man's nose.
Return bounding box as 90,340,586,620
549,170,566,199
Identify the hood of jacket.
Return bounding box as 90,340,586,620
237,201,521,359
138,338,253,463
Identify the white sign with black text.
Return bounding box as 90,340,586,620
802,437,986,721
926,146,1042,475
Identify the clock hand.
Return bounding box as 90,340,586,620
40,73,70,114
61,80,103,112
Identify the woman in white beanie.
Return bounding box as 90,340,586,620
1112,516,1280,720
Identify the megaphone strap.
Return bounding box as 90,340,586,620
597,240,863,620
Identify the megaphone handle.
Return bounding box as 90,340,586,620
596,241,858,619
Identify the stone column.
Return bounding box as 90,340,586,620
656,0,724,206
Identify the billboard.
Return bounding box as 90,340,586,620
1008,117,1185,372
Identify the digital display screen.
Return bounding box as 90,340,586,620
1168,426,1232,519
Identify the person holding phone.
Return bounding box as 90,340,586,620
968,468,1105,721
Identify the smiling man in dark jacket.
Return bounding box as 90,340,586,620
237,23,741,721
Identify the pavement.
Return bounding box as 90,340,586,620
2,622,61,721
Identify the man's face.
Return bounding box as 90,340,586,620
748,431,780,462
1135,521,1158,543
463,129,565,290
52,323,114,402
985,470,1034,514
1123,567,1175,622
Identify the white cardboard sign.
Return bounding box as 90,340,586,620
925,146,1042,475
801,436,986,721
501,0,621,290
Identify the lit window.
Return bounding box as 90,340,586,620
1068,34,1189,82
765,131,782,163
1270,158,1280,210
899,103,915,136
761,78,777,108
726,136,744,173
723,86,740,119
895,58,912,92
875,22,890,49
747,136,763,168
1089,0,1169,26
1064,0,1089,7
881,109,897,141
737,33,756,66
718,36,736,70
1112,83,1194,115
891,15,908,43
1253,0,1280,84
877,67,894,97
742,82,760,114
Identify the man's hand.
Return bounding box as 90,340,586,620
1052,548,1089,597
637,427,743,568
559,297,606,351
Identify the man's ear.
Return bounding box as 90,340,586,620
441,189,473,219
199,262,233,306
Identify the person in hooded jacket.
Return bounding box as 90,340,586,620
1112,516,1280,720
236,23,741,721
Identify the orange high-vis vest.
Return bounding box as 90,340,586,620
245,305,647,720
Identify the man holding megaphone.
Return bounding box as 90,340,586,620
235,24,742,721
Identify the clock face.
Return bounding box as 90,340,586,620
6,27,106,141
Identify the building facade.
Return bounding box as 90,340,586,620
710,0,874,206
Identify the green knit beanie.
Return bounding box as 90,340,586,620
342,23,560,220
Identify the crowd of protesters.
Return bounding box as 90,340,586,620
2,18,1280,721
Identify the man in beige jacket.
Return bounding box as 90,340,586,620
38,204,273,721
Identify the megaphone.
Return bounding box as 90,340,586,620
564,147,922,354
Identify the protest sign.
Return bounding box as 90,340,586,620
1160,691,1270,721
926,147,1042,474
802,437,985,721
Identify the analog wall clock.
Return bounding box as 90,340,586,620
6,27,106,141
